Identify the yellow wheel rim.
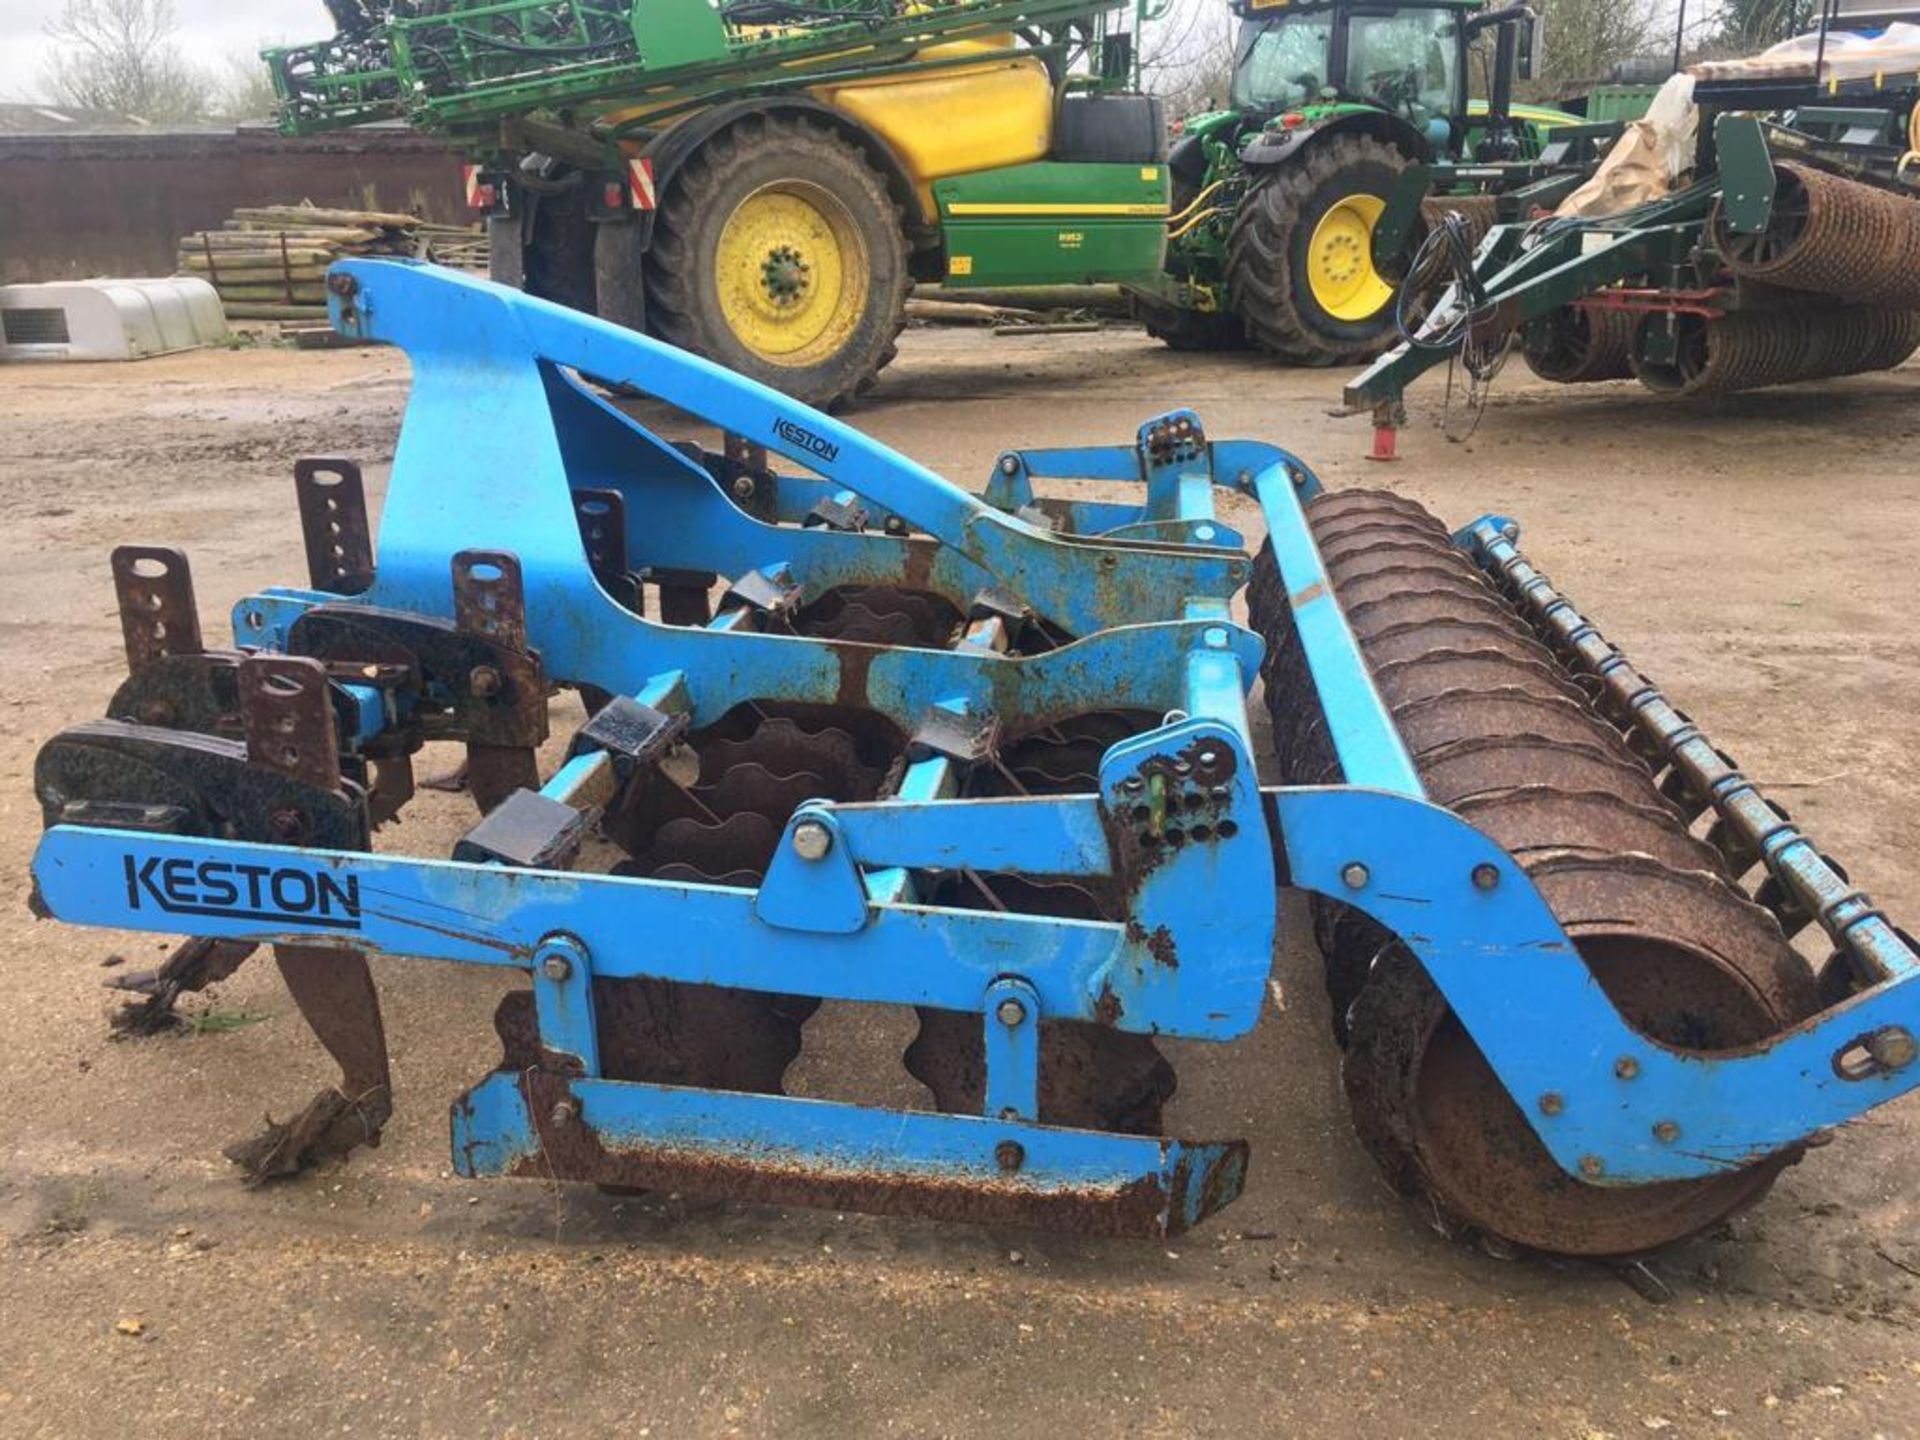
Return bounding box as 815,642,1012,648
714,180,869,367
1306,193,1393,322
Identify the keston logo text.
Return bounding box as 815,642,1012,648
772,417,839,464
123,854,362,931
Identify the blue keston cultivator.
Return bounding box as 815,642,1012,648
30,260,1920,1256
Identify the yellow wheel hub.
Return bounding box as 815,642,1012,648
715,181,869,367
1306,193,1393,322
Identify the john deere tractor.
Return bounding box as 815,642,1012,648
1131,0,1574,365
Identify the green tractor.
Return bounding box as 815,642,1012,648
1131,0,1576,365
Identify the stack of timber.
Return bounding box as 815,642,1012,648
177,204,485,321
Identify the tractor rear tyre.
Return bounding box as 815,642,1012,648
1226,134,1411,367
648,114,910,410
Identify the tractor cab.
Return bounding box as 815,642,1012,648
1229,0,1541,160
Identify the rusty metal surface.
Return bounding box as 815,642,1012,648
106,652,243,735
111,545,204,674
905,857,1174,1135
478,1071,1241,1237
1345,857,1817,1258
1631,304,1920,396
526,688,921,1102
1523,304,1637,385
224,943,394,1185
1713,162,1920,309
295,459,376,596
239,655,342,794
106,935,258,1036
452,550,531,655
797,587,960,649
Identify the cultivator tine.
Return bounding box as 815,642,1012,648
451,550,542,812
106,936,258,1036
223,652,392,1182
225,944,393,1184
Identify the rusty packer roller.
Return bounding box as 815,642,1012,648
1629,303,1920,397
1522,305,1637,385
1711,160,1920,310
27,260,1920,1258
1248,492,1825,1254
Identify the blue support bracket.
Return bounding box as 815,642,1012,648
983,977,1042,1121
756,805,869,935
531,932,599,1075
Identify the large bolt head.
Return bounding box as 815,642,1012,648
1868,1026,1919,1071
791,819,833,861
995,997,1027,1028
468,664,502,699
1341,862,1370,890
540,953,573,982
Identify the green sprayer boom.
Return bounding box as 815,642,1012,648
266,0,1150,137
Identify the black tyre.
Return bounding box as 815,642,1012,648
647,113,909,410
1226,133,1411,366
1130,291,1250,351
522,179,598,315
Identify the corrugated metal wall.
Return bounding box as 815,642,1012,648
0,129,467,284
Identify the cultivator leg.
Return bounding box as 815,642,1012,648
28,260,1920,1254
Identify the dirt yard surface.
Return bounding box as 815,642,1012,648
2,328,1918,1439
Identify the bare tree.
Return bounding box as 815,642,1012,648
1511,0,1668,97
1137,0,1238,117
1711,0,1821,50
212,49,280,120
41,0,209,123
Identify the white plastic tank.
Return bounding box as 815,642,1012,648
0,276,230,362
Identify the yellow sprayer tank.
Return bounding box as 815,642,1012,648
809,42,1054,215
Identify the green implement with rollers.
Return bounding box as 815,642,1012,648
1344,62,1920,429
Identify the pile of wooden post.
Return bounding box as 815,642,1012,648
177,204,485,320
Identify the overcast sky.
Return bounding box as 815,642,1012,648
0,0,324,100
